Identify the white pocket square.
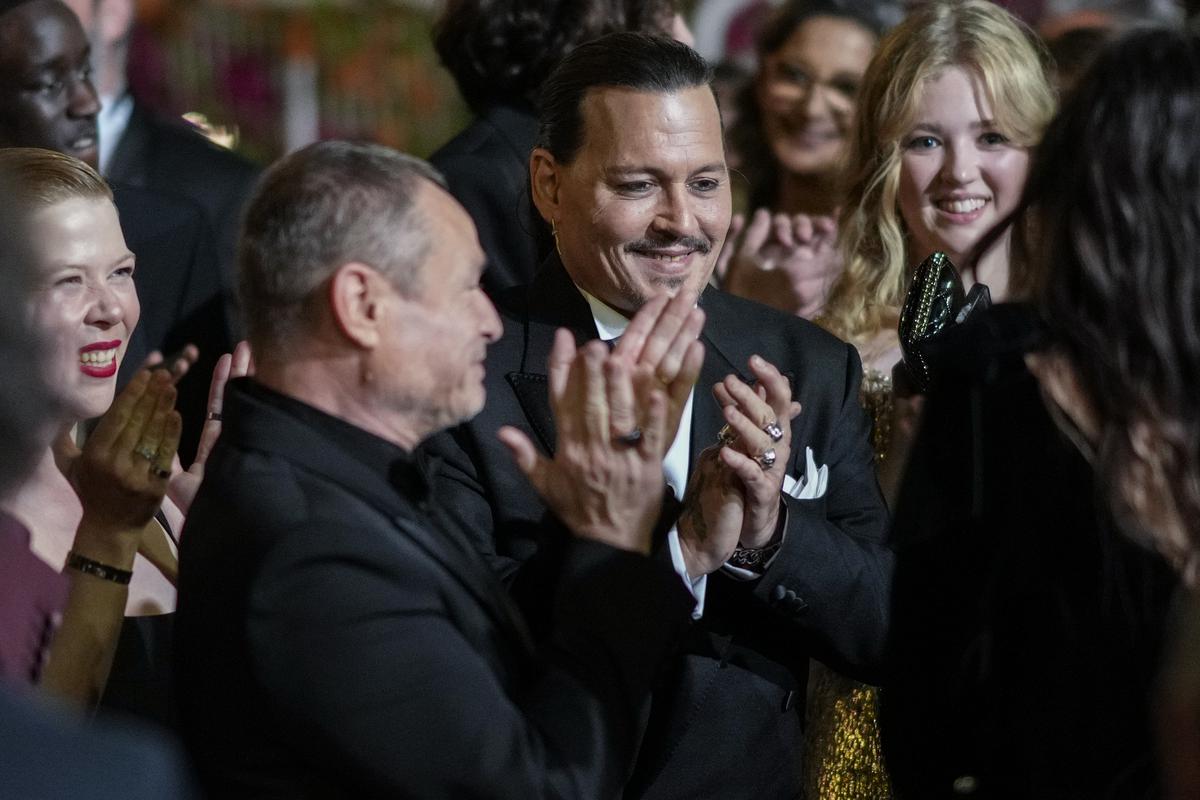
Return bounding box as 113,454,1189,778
782,447,828,500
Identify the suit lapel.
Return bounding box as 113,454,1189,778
690,289,749,465
106,102,152,187
506,258,598,455
691,289,801,473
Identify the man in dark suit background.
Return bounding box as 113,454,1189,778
0,0,232,458
175,140,700,797
423,33,892,799
62,0,260,327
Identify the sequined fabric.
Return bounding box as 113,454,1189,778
804,663,891,799
802,368,894,800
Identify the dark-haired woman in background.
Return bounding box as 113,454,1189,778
429,0,684,296
883,25,1195,797
718,0,890,319
1012,27,1200,796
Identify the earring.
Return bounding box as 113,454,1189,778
551,219,563,258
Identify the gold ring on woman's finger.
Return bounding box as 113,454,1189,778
134,443,158,461
762,421,784,443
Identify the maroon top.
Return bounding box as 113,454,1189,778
0,512,69,684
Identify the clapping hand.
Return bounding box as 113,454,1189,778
54,369,182,563
677,355,801,575
168,341,254,513
141,343,200,385
499,330,673,553
716,209,842,319
609,289,705,444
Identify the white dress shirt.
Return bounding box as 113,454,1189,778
579,289,709,617
97,93,134,176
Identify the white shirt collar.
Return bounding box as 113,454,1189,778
97,93,135,176
577,286,630,341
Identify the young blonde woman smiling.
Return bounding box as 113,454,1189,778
807,3,1055,797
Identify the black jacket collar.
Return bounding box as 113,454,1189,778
222,379,534,652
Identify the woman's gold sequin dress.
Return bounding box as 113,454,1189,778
802,368,894,800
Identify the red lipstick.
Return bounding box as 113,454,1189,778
79,340,122,378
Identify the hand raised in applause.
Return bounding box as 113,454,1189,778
678,355,802,575
499,309,700,553
141,343,200,384
167,341,254,513
608,289,705,445
53,369,181,565
716,209,842,319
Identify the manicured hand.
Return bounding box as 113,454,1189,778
67,370,181,539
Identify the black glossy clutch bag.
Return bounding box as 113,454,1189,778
897,251,982,393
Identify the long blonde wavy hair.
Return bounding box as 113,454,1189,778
820,0,1054,346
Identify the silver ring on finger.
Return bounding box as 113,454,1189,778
206,411,223,422
134,443,158,461
762,421,784,443
757,448,777,470
613,428,642,447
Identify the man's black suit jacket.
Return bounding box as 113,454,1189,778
429,104,552,296
423,261,892,799
108,100,260,325
112,183,230,461
174,379,694,798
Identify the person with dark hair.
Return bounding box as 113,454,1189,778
1043,24,1113,93
429,0,683,296
880,25,1195,798
0,0,232,463
173,139,703,797
1014,34,1200,796
424,31,891,800
718,1,893,320
61,0,261,331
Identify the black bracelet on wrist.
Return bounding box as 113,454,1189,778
727,541,783,574
66,551,133,585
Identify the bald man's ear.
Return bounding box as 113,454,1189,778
328,263,386,350
529,147,563,227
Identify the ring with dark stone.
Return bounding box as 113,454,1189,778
614,428,642,447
